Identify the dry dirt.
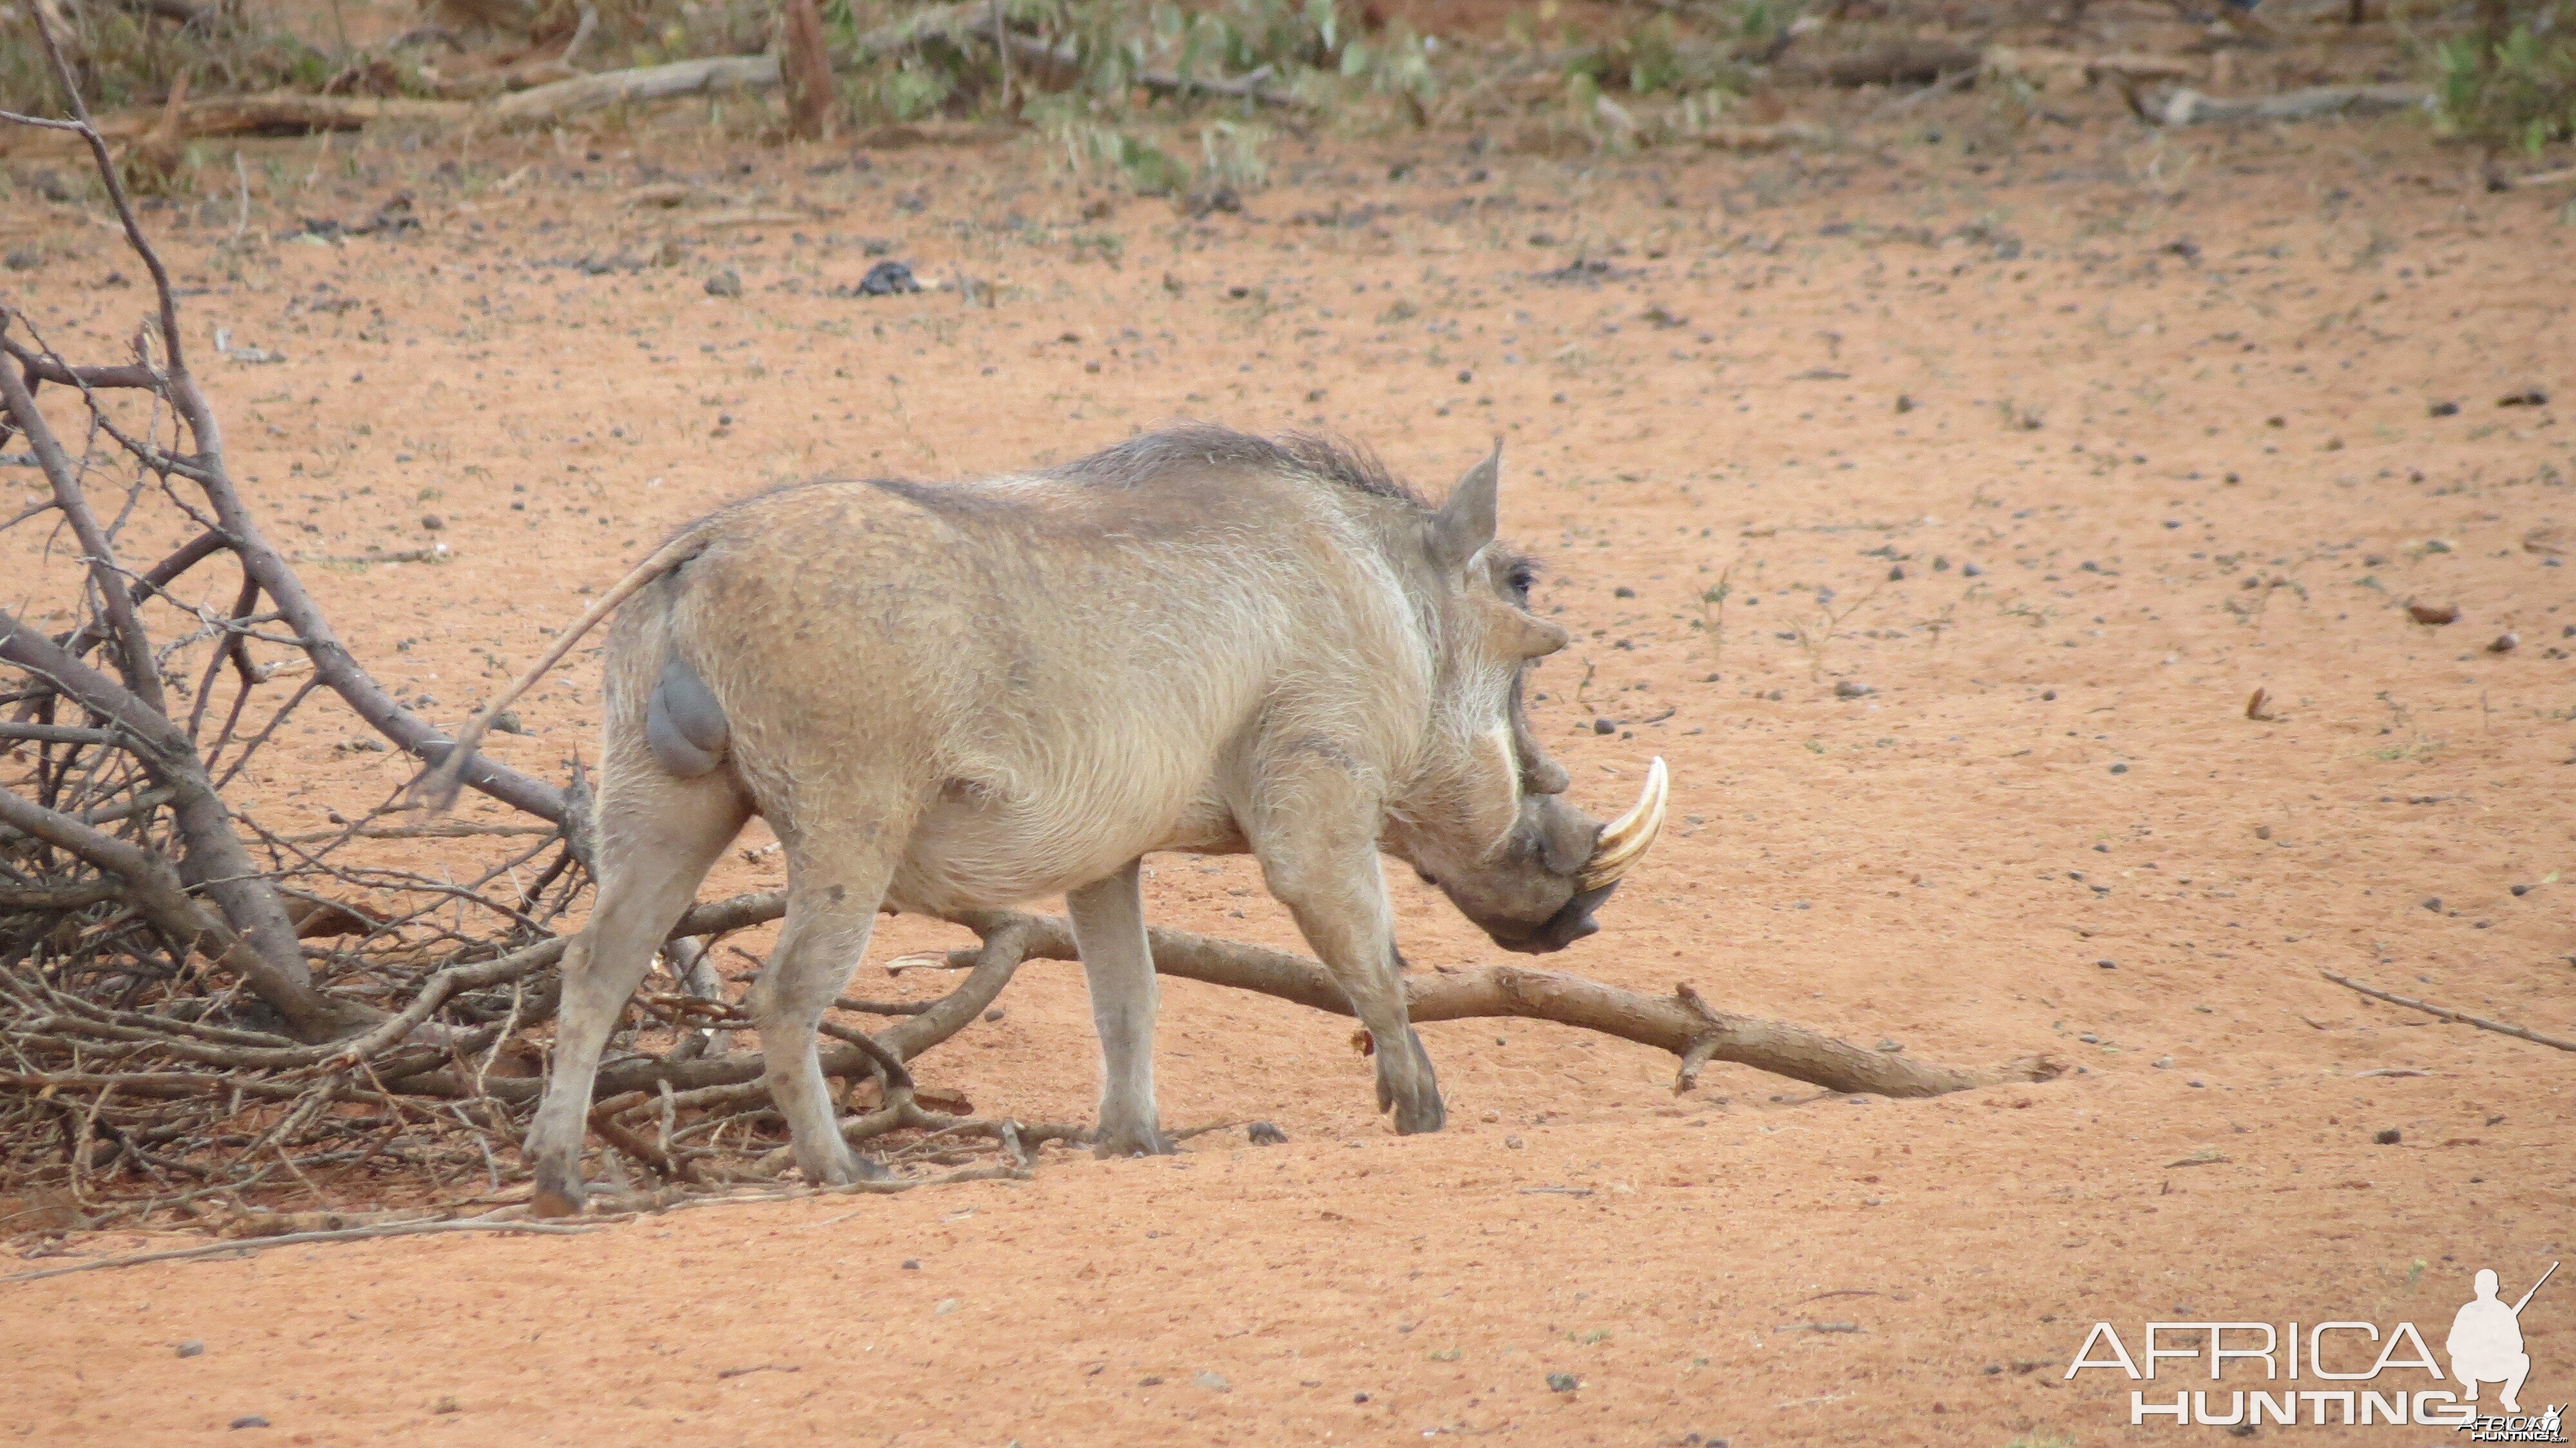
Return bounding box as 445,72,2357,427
2,92,2571,1446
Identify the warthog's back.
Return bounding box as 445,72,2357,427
622,427,1441,908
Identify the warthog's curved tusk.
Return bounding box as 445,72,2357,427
1575,756,1668,891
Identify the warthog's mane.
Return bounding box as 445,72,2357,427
1050,424,1426,510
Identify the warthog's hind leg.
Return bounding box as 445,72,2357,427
748,835,899,1187
527,776,748,1216
1067,859,1172,1157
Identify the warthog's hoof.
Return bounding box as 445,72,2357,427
1092,1126,1177,1159
851,1154,892,1183
1390,1092,1446,1135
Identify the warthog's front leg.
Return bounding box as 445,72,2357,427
1066,859,1171,1157
1252,815,1445,1135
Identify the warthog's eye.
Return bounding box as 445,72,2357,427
1504,563,1537,601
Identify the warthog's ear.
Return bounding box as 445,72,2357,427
1430,443,1502,571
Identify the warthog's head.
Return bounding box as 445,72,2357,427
1385,448,1669,955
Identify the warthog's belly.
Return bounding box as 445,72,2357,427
882,773,1247,915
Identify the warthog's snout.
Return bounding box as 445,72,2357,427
1425,759,1669,955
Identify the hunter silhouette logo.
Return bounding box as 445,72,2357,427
2065,1261,2563,1436
2453,1264,2552,1413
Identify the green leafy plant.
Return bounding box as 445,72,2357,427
2414,0,2576,154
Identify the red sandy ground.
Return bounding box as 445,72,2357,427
1,78,2570,1446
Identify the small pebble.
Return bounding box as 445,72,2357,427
1481,1109,1501,1122
176,1340,205,1358
2512,884,2531,897
2374,1129,2401,1145
420,514,443,531
2040,689,2056,701
2108,763,2128,774
1888,564,1905,581
2487,632,2518,654
1504,1135,1524,1149
1593,718,1615,735
704,268,743,298
2097,958,2117,970
933,1298,960,1315
900,1259,920,1270
1833,680,1873,699
2423,897,2442,912
1613,586,1636,598
2079,1033,2099,1044
1547,1372,1582,1393
1247,1121,1288,1146
2407,601,2460,626
1354,1391,1371,1403
1961,562,1984,576
982,1007,1005,1022
228,1417,269,1431
1195,1371,1231,1393
2154,1056,2175,1069
2429,399,2460,417
1139,1375,1164,1387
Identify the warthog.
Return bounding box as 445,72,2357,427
435,425,1667,1215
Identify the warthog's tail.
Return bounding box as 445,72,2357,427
413,528,709,813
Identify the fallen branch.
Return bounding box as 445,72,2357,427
0,1215,609,1282
2141,83,2427,126
2319,971,2576,1053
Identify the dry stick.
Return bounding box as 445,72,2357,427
0,606,357,1036
0,1216,608,1283
2319,971,2576,1053
3,44,571,830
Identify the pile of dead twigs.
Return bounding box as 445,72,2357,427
1,23,2053,1240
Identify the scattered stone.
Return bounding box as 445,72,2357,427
2374,1129,2401,1145
2487,632,2518,653
2,248,39,272
933,1297,960,1315
2512,884,2531,897
1504,1135,1524,1149
1195,1371,1231,1393
1354,1391,1371,1403
2041,689,2056,701
2499,388,2548,408
1613,585,1635,598
2429,400,2460,417
704,268,743,298
2407,601,2459,625
1593,718,1615,735
982,1007,1006,1023
1247,1121,1288,1146
420,514,443,531
1139,1375,1164,1387
900,1259,919,1270
2154,1056,2174,1069
176,1340,205,1358
2098,959,2117,969
2423,897,2441,912
855,259,920,296
2109,763,2129,774
1833,680,1873,699
1875,1038,1902,1053
1961,562,1984,576
1547,1372,1582,1393
228,1417,269,1431
433,1396,460,1415
491,710,525,735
